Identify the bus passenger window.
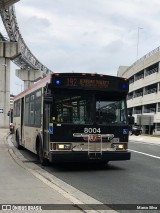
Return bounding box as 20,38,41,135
55,93,93,124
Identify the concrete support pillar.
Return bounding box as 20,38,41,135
16,69,43,90
0,58,10,128
0,41,20,128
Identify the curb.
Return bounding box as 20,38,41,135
7,135,116,213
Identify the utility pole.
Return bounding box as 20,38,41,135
136,27,143,60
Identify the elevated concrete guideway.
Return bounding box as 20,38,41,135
0,0,53,128
0,0,20,9
0,1,52,76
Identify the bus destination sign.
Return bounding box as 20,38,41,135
52,74,128,92
66,77,110,89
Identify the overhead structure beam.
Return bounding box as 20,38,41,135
0,0,20,9
0,0,53,128
0,32,7,41
0,2,53,77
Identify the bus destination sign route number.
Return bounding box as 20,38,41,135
66,78,110,89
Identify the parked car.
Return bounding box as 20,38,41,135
130,126,142,136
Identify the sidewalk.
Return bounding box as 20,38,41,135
0,129,83,213
0,128,116,213
0,128,9,144
129,134,160,144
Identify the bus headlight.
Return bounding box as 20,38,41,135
57,144,71,150
58,144,64,149
118,144,124,149
114,144,124,150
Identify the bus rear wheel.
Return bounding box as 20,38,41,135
16,133,23,150
101,161,109,166
37,144,49,166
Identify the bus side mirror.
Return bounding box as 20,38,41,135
128,116,134,125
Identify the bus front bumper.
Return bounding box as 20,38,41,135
49,151,131,163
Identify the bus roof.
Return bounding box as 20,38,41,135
14,73,128,101
14,74,51,101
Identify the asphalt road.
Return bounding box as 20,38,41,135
11,136,160,212
46,142,160,204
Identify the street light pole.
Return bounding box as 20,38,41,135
136,27,143,60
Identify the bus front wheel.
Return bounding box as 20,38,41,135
37,144,49,166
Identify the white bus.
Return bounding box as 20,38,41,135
13,73,133,165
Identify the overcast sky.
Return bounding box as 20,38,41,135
1,0,160,94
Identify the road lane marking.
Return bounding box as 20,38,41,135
129,140,160,146
129,149,160,159
7,135,117,213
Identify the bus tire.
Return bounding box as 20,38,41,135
102,161,109,166
16,132,22,150
135,132,140,136
37,143,49,166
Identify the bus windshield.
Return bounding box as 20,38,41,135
96,100,126,125
55,91,93,124
54,91,127,125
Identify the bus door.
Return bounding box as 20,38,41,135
21,97,25,145
43,102,51,153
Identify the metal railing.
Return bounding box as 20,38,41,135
134,110,142,114
135,74,144,81
144,88,157,95
145,67,158,76
143,108,156,113
124,46,160,74
134,92,143,98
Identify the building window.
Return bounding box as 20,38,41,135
143,103,156,113
127,93,133,100
129,76,134,84
158,103,160,112
145,63,158,77
134,106,142,114
134,89,143,98
144,83,157,95
157,123,160,131
135,70,144,81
